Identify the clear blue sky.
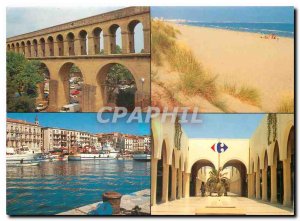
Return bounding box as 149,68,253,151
6,7,144,52
151,7,294,23
181,114,265,139
7,113,150,136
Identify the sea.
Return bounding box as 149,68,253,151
7,160,150,215
182,22,294,38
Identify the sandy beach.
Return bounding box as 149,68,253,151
170,23,294,112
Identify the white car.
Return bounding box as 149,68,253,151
36,103,47,112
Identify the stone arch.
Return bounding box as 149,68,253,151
128,19,144,53
32,39,38,57
7,44,11,51
190,159,215,196
92,27,104,54
58,62,85,110
223,159,248,197
78,30,88,55
47,36,54,56
11,43,15,52
21,41,25,55
109,24,122,54
66,32,75,56
96,62,137,111
273,141,283,204
39,38,46,57
26,40,31,57
56,34,64,56
16,42,20,53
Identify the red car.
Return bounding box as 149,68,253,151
71,90,80,95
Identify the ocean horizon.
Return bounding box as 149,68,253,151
178,21,294,38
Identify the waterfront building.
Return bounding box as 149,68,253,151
6,116,42,153
151,114,294,213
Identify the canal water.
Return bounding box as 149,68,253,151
7,160,150,215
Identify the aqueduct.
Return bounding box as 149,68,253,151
6,7,150,112
151,114,294,212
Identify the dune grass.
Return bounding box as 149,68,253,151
277,93,294,113
152,20,218,102
223,82,261,107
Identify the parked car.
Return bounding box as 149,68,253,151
35,103,47,112
71,90,80,95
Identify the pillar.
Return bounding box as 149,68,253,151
177,169,182,199
262,168,268,201
81,84,96,112
283,159,292,207
38,43,43,57
256,169,261,199
64,40,70,56
121,31,130,54
45,42,50,57
103,34,111,54
88,35,95,55
143,28,150,53
270,164,277,204
171,165,177,201
24,46,29,58
151,158,158,206
195,179,200,196
48,80,58,111
183,173,190,198
31,44,36,57
54,41,60,56
161,163,169,203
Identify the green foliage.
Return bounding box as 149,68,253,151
206,168,230,196
106,64,134,83
6,51,44,112
114,45,122,54
70,64,81,73
267,114,277,145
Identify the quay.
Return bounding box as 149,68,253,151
57,189,150,215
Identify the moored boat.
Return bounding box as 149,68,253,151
133,153,151,161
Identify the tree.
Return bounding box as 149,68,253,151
7,51,44,112
206,168,230,196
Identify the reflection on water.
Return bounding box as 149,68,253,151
7,160,150,215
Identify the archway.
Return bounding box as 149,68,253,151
223,159,247,197
7,44,11,52
79,30,88,55
156,140,167,204
287,126,294,206
35,63,50,111
11,43,15,52
109,24,122,54
21,41,25,55
16,42,20,53
33,39,38,57
93,27,104,54
190,159,215,197
265,151,271,201
26,41,31,57
274,142,283,204
47,36,54,56
128,20,144,53
58,62,84,110
67,32,75,56
40,38,46,57
56,34,64,56
97,63,137,111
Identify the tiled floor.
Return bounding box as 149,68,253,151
151,195,294,215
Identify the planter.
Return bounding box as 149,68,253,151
102,191,122,214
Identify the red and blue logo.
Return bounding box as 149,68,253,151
211,142,229,153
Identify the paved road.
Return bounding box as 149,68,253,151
151,195,294,215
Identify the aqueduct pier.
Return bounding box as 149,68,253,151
6,7,150,112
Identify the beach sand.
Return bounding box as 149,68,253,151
171,23,294,112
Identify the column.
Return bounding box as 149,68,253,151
54,41,60,56
256,169,261,199
45,42,50,57
103,34,111,54
48,80,58,111
64,40,70,56
178,169,182,199
161,163,169,203
195,179,200,196
247,174,252,198
88,35,95,55
143,28,150,53
270,164,277,204
283,159,292,207
171,165,177,201
74,38,81,56
38,44,43,57
151,158,158,206
183,173,190,198
81,84,96,112
262,168,268,201
24,46,29,58
121,31,130,54
31,44,36,57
